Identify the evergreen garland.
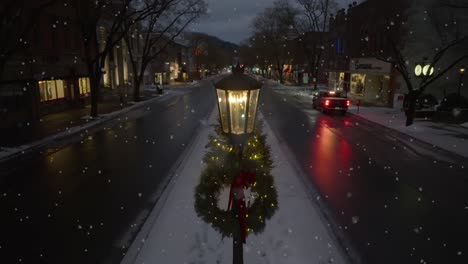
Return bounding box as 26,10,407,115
194,121,278,239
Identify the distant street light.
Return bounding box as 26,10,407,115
458,66,465,98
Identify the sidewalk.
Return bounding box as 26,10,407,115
348,106,468,158
121,110,349,264
0,82,198,162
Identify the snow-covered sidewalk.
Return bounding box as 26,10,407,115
121,110,349,264
348,106,468,158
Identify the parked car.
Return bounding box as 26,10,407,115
437,93,468,112
415,94,438,111
313,90,350,115
312,90,330,109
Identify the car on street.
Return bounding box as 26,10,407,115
312,89,329,108
313,90,350,115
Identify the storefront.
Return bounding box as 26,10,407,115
38,77,90,102
348,58,392,106
37,77,91,114
328,71,348,92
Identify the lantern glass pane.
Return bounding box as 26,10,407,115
228,90,248,134
216,89,229,133
246,89,259,133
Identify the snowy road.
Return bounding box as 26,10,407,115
260,81,468,264
0,81,216,264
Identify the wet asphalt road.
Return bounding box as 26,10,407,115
260,81,468,264
0,81,216,264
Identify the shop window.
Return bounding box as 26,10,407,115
38,80,65,102
350,74,366,96
56,81,65,98
79,77,91,95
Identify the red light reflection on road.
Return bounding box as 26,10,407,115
309,116,355,208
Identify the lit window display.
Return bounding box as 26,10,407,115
350,74,366,96
79,77,91,95
38,80,65,102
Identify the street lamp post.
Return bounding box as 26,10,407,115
458,66,465,99
214,64,262,264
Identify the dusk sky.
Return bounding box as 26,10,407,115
191,0,354,44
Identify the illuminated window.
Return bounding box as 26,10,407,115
79,77,91,95
38,80,65,102
350,74,366,96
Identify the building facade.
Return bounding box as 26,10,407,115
0,0,144,128
328,0,409,107
0,0,91,128
146,36,194,85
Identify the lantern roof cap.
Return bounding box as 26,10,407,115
215,73,262,91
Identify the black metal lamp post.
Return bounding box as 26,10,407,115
458,66,465,98
214,64,262,264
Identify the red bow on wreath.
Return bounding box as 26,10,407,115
227,171,257,243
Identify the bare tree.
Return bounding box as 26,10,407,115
251,1,297,83
0,0,56,83
376,0,468,126
75,0,157,117
124,0,206,102
294,0,338,89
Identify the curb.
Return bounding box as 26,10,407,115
347,111,468,161
0,89,181,164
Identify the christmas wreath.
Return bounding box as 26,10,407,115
194,121,278,240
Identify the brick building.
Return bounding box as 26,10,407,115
0,0,145,128
0,0,90,128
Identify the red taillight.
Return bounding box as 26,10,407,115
346,100,350,106
325,100,330,106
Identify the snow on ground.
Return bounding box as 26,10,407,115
349,106,468,158
121,110,348,264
